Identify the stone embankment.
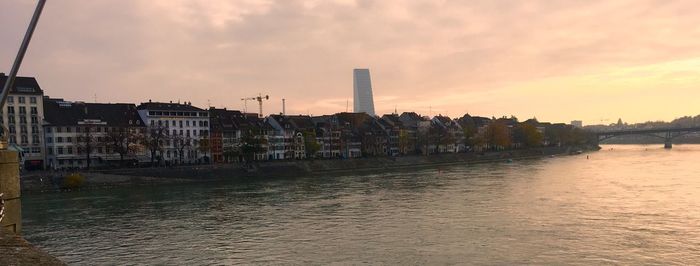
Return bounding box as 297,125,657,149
21,146,594,193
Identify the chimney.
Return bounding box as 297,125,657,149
282,98,286,115
149,99,152,103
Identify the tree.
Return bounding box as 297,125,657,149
302,130,321,159
146,124,167,166
76,124,99,169
486,122,511,150
104,127,144,166
198,136,211,163
241,129,267,163
398,129,410,155
514,123,543,148
172,134,193,164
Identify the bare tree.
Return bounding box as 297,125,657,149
171,133,192,164
76,124,99,169
146,124,167,166
104,127,145,166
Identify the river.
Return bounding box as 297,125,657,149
21,145,700,265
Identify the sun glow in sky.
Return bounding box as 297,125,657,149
2,0,700,125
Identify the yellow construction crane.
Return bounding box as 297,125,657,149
241,93,269,118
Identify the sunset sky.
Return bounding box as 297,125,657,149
2,0,700,125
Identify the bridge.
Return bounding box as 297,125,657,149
595,127,700,149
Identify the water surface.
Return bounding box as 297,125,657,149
22,145,700,264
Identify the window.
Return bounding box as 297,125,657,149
179,121,183,128
66,127,72,133
186,130,190,137
31,117,38,124
32,135,39,143
56,137,63,143
31,107,37,114
21,135,28,144
186,120,190,127
56,127,62,133
19,106,26,114
7,106,14,114
20,126,27,133
32,147,40,153
8,116,15,124
9,135,16,144
7,96,13,103
18,96,25,103
46,137,53,143
193,130,197,136
9,127,15,133
150,120,155,126
19,116,26,124
30,97,37,104
57,147,64,154
66,137,72,143
203,121,208,127
158,120,162,126
67,147,73,154
31,125,38,133
46,127,52,133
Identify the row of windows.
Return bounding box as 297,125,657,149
47,146,110,155
0,116,40,125
5,125,40,134
6,106,39,115
47,136,111,144
148,111,208,117
45,126,144,134
151,119,208,128
6,134,41,144
6,96,38,104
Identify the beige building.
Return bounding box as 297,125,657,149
0,74,46,170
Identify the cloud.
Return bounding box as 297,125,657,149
2,0,700,123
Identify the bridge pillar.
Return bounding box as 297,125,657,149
664,132,673,149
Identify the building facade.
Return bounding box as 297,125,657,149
43,98,147,169
0,74,46,170
137,101,210,165
353,69,376,116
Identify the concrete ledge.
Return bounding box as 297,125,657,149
0,229,64,265
0,150,20,200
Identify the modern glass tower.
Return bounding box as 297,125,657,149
353,68,376,116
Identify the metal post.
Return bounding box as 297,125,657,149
0,0,46,109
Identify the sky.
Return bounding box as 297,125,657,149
2,0,700,125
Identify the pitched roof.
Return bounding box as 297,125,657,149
43,98,144,127
0,73,43,95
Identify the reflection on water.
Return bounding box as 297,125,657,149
22,145,700,264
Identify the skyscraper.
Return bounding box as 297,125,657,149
353,68,376,116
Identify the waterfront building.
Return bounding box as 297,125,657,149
209,108,247,163
0,74,46,170
43,98,147,169
431,115,465,153
399,112,431,155
353,69,376,116
137,101,210,165
377,114,402,156
266,115,315,160
335,112,387,157
312,115,342,159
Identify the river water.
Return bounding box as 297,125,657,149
21,145,700,265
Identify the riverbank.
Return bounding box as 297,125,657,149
20,146,596,193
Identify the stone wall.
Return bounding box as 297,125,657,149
0,150,21,233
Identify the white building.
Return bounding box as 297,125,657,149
571,120,583,128
137,100,210,164
0,74,46,170
353,69,376,116
43,98,147,169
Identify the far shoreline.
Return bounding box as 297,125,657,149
20,145,599,194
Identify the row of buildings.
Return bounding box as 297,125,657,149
1,74,582,170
